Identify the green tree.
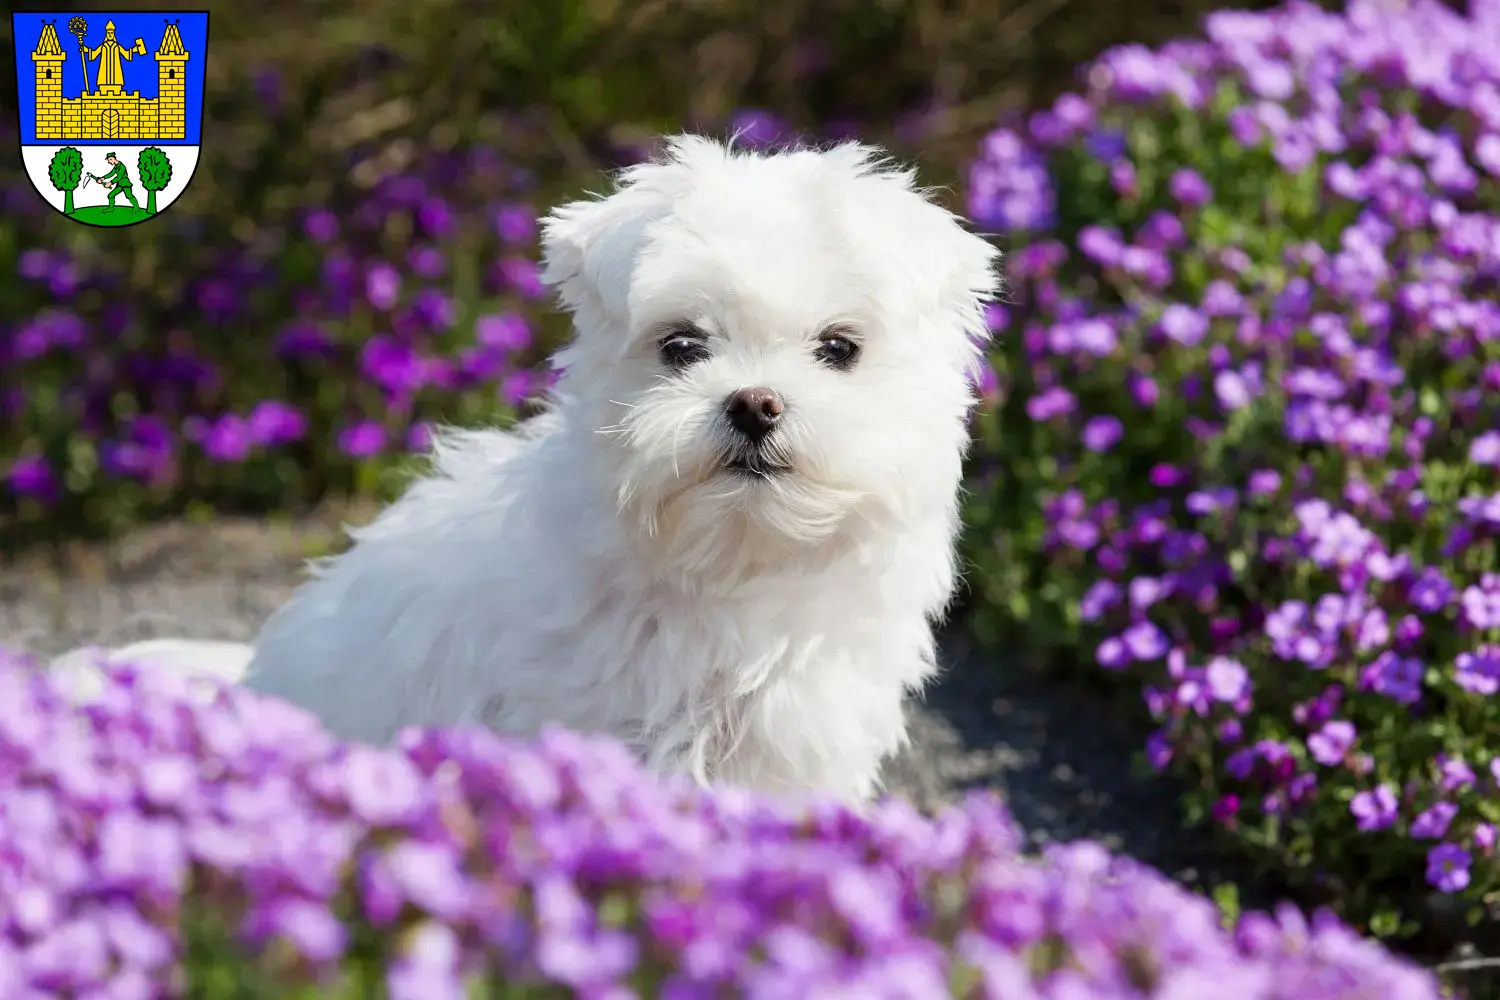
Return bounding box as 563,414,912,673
47,147,83,215
137,147,173,214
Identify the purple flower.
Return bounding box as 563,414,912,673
409,246,447,278
249,898,348,964
1360,652,1425,705
1129,575,1169,609
303,209,338,243
6,455,58,500
1205,657,1251,702
410,288,454,331
1026,386,1076,421
1350,785,1398,831
1158,304,1209,346
1455,647,1500,695
361,337,426,396
407,423,434,452
1122,621,1169,661
1306,720,1355,766
1168,168,1212,206
1409,568,1455,613
276,322,335,360
493,203,537,245
1439,756,1476,793
475,312,532,353
247,401,308,447
1211,794,1240,825
338,422,387,459
1411,802,1459,840
1145,730,1173,769
203,415,251,463
501,371,537,407
1472,431,1500,466
1081,415,1124,452
1426,844,1471,893
1248,469,1282,496
365,263,402,311
417,197,453,238
1079,580,1121,621
1461,580,1500,630
1097,636,1129,669
1149,463,1184,488
0,653,1454,996
497,256,546,299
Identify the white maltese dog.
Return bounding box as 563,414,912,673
239,135,999,800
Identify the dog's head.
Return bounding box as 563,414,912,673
540,136,1000,578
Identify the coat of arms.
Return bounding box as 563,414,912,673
12,11,208,228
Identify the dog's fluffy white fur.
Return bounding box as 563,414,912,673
243,135,999,800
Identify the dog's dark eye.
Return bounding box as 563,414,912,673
658,327,711,370
813,331,861,371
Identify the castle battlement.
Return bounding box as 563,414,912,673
31,19,189,142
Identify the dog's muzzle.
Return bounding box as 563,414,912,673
722,387,792,477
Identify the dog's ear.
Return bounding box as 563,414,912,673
828,143,1002,368
889,183,1002,370
540,166,679,324
931,215,1002,363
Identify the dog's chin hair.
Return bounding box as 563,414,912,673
609,450,866,586
650,474,867,584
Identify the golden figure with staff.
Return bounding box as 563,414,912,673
79,19,148,97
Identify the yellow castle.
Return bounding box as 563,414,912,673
30,19,190,142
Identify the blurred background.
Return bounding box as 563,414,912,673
10,5,1500,994
0,0,1295,554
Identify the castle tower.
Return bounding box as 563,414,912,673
30,21,67,141
153,20,190,140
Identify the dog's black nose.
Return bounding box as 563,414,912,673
724,387,784,441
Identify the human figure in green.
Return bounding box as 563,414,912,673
98,152,140,212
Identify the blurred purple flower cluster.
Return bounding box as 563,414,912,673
1,145,556,532
0,649,1442,998
964,0,1500,930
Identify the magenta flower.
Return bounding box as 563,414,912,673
6,455,58,500
247,401,308,447
203,415,251,463
475,312,532,353
338,422,387,459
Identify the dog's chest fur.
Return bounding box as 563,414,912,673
472,556,941,802
245,426,957,802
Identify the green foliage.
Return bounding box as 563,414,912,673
137,146,172,214
47,146,83,192
47,146,84,214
